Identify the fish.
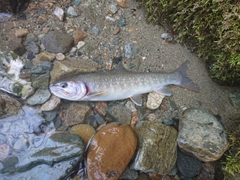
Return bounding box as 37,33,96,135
49,61,199,106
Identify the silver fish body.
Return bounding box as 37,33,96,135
49,61,199,106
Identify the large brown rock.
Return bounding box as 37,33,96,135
87,123,137,180
133,121,177,175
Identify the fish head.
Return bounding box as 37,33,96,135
49,81,87,100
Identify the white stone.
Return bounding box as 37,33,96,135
54,7,64,21
77,41,85,49
41,95,61,111
125,100,137,112
56,53,65,61
146,92,165,110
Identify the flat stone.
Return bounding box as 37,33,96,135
55,53,65,60
27,89,51,105
63,102,91,126
41,95,61,111
95,101,108,116
70,124,96,146
74,29,88,45
146,92,165,110
42,31,74,53
124,43,132,58
77,41,85,49
177,109,229,162
133,121,177,174
8,38,25,56
67,6,78,16
25,41,39,53
87,123,137,180
42,110,58,122
36,51,55,61
50,58,97,83
31,73,50,89
15,28,29,37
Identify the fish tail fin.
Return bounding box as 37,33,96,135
174,61,199,92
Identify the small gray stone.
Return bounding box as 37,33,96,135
229,92,240,108
25,33,38,44
31,65,46,74
177,150,202,178
106,103,131,124
92,26,100,34
42,31,74,53
41,61,53,70
119,167,138,180
67,6,78,16
177,109,228,162
26,41,39,53
117,18,126,27
43,110,58,122
31,73,50,89
109,4,118,14
74,0,81,6
125,43,133,58
27,89,51,105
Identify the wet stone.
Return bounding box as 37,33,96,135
41,61,53,70
74,0,81,6
31,73,50,89
229,92,240,109
25,33,38,44
42,110,58,122
92,26,100,34
37,51,55,61
125,43,133,58
30,65,46,74
133,121,177,174
87,124,137,180
27,89,51,105
177,109,228,162
25,41,39,53
117,18,126,27
67,6,79,16
119,167,138,180
42,31,74,53
41,95,61,111
146,92,165,110
177,149,202,178
27,53,35,60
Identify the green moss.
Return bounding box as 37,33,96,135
139,0,240,86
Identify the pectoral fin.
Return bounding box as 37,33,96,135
87,91,106,97
130,94,142,106
154,86,172,96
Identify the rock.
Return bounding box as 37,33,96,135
53,7,64,21
0,144,10,162
229,92,240,108
27,89,51,105
50,58,97,83
124,43,132,58
41,95,61,111
67,6,79,16
125,100,137,112
106,16,116,22
0,92,21,119
117,18,126,27
25,33,38,44
95,101,108,116
36,51,55,61
42,110,58,122
30,65,46,74
70,124,96,146
177,150,202,178
63,102,91,126
25,41,39,53
92,26,100,34
109,4,118,14
161,33,173,42
119,168,138,180
15,28,29,37
146,92,165,110
117,0,129,8
42,31,74,53
87,123,137,180
41,61,53,70
106,103,132,124
74,29,88,45
133,121,177,174
31,73,50,89
177,109,229,162
77,41,85,49
27,53,35,60
74,0,81,6
55,53,65,60
113,26,120,35
8,38,25,56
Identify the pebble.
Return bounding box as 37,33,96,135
41,95,61,111
161,33,173,42
146,92,165,110
117,18,126,27
229,92,240,108
37,51,55,61
27,89,51,105
41,61,53,70
177,109,229,162
31,65,46,74
41,30,74,53
125,100,137,112
124,43,132,58
87,124,137,180
92,26,100,34
31,73,50,89
27,53,35,60
113,26,120,35
74,0,81,6
15,28,29,37
25,33,38,44
70,124,96,146
109,4,118,14
54,7,64,21
133,121,177,174
119,168,138,180
106,16,115,22
25,41,39,53
77,41,85,49
42,110,58,122
74,30,88,45
55,53,65,60
177,149,202,178
67,6,78,17
63,102,91,126
95,101,108,116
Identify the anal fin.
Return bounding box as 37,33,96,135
154,86,172,96
130,94,142,106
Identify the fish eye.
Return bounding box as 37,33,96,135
60,83,68,88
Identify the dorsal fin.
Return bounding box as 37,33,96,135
112,62,129,72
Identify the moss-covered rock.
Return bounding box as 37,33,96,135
138,0,240,86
